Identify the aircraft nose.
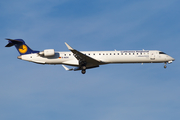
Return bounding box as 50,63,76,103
169,56,175,61
167,56,175,64
167,55,175,62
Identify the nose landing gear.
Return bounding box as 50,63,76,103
164,62,167,69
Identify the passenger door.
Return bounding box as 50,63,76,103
149,51,155,60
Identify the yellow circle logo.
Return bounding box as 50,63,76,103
19,45,28,54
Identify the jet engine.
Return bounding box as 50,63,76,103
39,49,55,57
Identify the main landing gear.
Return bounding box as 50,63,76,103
81,69,86,74
81,66,86,74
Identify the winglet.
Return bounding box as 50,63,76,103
65,42,74,50
62,65,74,71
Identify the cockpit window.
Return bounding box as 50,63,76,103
159,52,166,54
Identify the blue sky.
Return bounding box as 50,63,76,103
0,0,180,120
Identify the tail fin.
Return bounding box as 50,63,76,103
5,39,39,55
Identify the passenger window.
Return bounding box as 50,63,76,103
114,53,116,55
117,53,119,55
110,53,111,55
99,53,101,55
64,54,66,56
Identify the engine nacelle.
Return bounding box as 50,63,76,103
39,49,55,57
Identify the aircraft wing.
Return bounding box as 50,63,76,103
65,42,102,68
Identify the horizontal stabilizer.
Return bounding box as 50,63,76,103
5,42,15,47
5,39,23,47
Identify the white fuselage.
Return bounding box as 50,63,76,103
19,50,174,66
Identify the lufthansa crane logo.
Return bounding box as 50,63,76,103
19,45,28,54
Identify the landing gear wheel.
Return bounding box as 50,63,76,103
164,62,167,69
81,66,86,74
82,66,86,70
81,70,86,74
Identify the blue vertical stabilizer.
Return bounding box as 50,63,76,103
5,39,39,55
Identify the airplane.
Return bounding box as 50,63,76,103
5,39,175,74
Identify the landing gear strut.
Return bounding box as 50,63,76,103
164,62,167,69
